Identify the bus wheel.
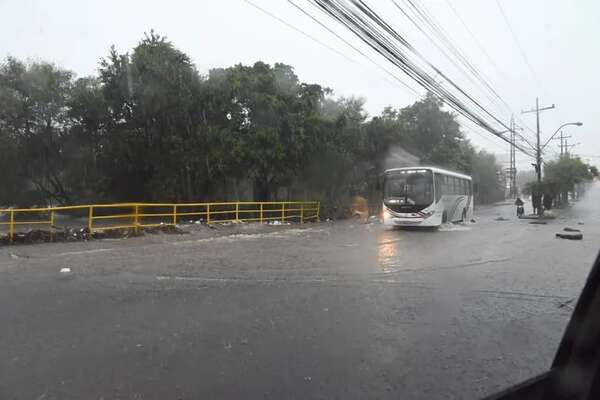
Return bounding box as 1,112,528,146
442,211,448,224
461,209,467,222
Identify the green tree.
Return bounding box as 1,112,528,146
98,31,205,201
544,155,593,204
470,150,503,204
301,96,367,215
396,93,473,172
0,33,511,211
0,57,74,204
207,62,327,200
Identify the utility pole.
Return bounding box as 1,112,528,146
522,98,555,183
564,140,579,157
552,130,572,156
502,115,522,198
508,117,517,197
511,119,518,197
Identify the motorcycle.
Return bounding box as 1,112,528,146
516,205,524,218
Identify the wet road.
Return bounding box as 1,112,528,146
1,184,599,399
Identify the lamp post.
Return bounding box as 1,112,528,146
541,122,583,152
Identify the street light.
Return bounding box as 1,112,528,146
541,122,583,150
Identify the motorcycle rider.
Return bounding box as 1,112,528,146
514,197,524,217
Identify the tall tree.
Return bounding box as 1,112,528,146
544,155,593,204
470,150,503,204
0,57,73,204
397,93,473,172
98,31,205,201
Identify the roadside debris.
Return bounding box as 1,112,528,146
518,215,538,220
367,215,381,224
60,267,71,273
494,216,509,221
520,214,557,220
556,232,583,240
529,221,547,225
144,225,186,235
0,224,186,247
470,219,476,223
578,222,585,225
563,227,581,232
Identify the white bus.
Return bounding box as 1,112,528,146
382,166,473,227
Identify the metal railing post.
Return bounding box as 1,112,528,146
133,204,139,232
9,210,14,243
207,204,211,225
260,203,263,224
281,202,285,223
88,206,93,232
317,201,320,222
50,210,55,241
173,205,177,226
300,203,304,224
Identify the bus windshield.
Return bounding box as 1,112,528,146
384,170,434,206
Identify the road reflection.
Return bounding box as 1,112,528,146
378,230,401,273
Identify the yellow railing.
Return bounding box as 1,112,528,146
0,201,320,243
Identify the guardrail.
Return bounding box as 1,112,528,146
0,201,320,243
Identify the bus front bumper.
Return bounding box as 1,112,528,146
383,210,437,226
384,217,425,226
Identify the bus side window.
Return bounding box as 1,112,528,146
452,177,458,195
462,179,467,195
444,176,450,195
434,174,441,201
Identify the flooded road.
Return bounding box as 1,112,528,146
1,184,599,399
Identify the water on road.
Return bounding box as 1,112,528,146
1,184,599,399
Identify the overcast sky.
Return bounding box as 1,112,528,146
2,0,599,170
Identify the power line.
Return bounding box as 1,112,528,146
243,0,357,64
288,0,421,95
494,0,547,96
443,0,538,143
386,0,538,153
245,0,422,96
309,0,534,157
399,0,538,148
458,115,513,152
444,0,508,84
389,0,514,124
355,0,531,142
401,0,508,114
352,0,510,129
